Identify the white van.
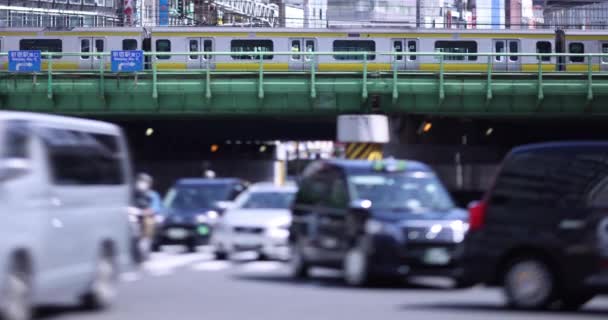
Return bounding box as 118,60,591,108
0,112,133,320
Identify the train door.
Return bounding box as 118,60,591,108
391,39,419,70
492,39,521,71
288,38,316,71
186,38,214,69
601,42,608,71
79,37,107,69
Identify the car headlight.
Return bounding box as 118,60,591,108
268,227,290,239
196,214,208,224
207,210,219,220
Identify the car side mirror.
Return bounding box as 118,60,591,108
0,158,30,182
349,199,372,215
216,201,234,210
467,200,480,209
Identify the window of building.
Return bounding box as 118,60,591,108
536,41,551,62
230,40,274,60
81,39,90,59
122,39,138,50
19,39,62,59
156,39,171,59
333,40,376,60
569,42,585,62
434,41,477,61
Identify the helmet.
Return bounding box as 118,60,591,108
136,173,153,184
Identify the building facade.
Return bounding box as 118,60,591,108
0,0,121,27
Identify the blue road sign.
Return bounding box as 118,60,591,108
111,50,144,72
8,50,41,72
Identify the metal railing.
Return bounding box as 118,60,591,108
1,51,606,103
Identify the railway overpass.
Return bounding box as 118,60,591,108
1,51,606,117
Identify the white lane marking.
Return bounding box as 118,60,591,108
143,252,214,276
120,272,141,282
237,261,284,273
191,260,232,271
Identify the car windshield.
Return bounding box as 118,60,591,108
164,184,231,212
236,191,296,209
349,173,455,212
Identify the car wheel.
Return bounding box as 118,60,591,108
0,260,31,320
503,258,556,310
82,249,117,310
186,243,198,253
556,293,595,311
214,251,227,260
288,243,309,279
343,243,369,287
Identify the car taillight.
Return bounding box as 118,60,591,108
601,259,608,269
469,201,487,231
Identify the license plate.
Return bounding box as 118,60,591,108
167,228,188,239
423,248,451,265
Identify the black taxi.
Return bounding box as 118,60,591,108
289,159,468,286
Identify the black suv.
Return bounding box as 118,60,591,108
458,142,608,310
289,159,468,286
154,178,247,252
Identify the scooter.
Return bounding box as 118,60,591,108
128,206,153,264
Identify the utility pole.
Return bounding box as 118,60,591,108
416,0,421,28
304,0,310,28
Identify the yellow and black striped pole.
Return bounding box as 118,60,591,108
344,143,383,161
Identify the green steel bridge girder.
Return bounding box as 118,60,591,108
1,73,608,117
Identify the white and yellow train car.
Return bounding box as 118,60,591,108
149,27,557,72
561,30,608,72
0,27,145,70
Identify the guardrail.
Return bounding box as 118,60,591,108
1,51,606,103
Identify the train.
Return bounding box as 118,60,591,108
0,27,607,72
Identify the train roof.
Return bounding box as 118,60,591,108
149,26,556,35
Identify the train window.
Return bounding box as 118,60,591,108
189,40,199,60
434,41,477,61
94,39,104,59
19,39,62,59
509,41,519,62
305,40,315,61
333,40,376,61
231,40,274,60
536,41,551,62
81,39,90,59
408,40,417,61
122,39,138,50
393,41,403,61
291,40,301,60
569,42,585,63
602,43,608,63
156,39,171,59
203,40,212,60
495,41,504,61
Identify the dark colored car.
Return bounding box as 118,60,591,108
289,159,468,286
154,178,247,252
457,142,608,310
